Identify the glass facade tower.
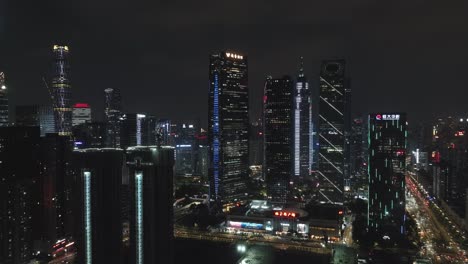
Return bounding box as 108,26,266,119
368,113,407,239
317,60,349,204
294,58,312,179
208,51,249,202
51,45,72,136
264,76,293,202
104,88,122,148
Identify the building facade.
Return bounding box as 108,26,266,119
72,103,92,127
51,45,72,136
317,60,349,204
38,134,74,249
126,146,174,264
0,127,41,263
208,51,249,202
0,72,8,127
72,148,125,264
264,76,293,202
293,59,312,180
368,113,407,239
104,88,122,148
15,105,55,136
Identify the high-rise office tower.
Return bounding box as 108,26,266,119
72,103,92,127
0,72,8,127
104,88,122,148
368,113,407,239
0,127,41,263
38,134,73,247
173,122,197,176
16,105,55,136
51,45,72,136
208,51,249,202
141,115,158,146
156,119,172,146
72,122,107,149
317,60,349,204
126,146,174,264
72,148,125,264
121,113,146,148
293,58,312,179
264,76,293,202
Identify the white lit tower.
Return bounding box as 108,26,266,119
293,57,312,180
51,45,72,136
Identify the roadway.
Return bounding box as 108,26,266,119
174,225,331,255
406,175,468,263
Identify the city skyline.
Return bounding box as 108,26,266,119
2,1,468,125
2,1,468,263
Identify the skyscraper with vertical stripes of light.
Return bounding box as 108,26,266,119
368,113,407,239
317,60,350,204
293,58,312,180
208,51,249,202
126,146,174,264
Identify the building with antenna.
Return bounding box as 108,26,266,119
51,45,72,136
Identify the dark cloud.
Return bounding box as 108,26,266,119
1,0,468,125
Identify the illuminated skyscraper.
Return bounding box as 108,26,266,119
104,88,122,147
317,60,349,204
368,113,407,239
208,51,249,202
72,103,91,127
293,58,312,179
264,76,293,202
72,148,125,264
126,146,174,264
51,45,72,136
0,72,8,127
121,113,146,148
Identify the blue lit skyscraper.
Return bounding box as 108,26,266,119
208,51,249,202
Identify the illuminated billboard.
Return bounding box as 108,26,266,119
229,221,263,230
375,114,400,121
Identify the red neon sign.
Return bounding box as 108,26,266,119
274,211,298,218
74,103,90,108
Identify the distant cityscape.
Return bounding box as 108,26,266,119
1,45,468,264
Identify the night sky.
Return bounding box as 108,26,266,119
1,0,468,126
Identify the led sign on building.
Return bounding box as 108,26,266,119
375,114,400,121
274,211,299,218
229,221,263,230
